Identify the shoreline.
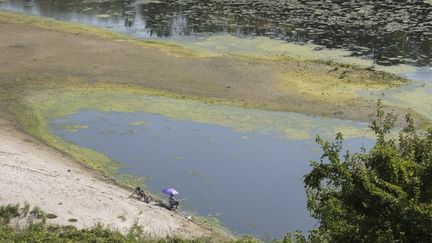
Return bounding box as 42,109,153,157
0,115,232,240
0,11,430,239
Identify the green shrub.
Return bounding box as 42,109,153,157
304,100,432,242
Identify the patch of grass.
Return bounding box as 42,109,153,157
20,203,30,217
190,214,233,239
58,124,89,133
0,204,20,224
30,206,46,223
126,222,143,240
0,204,242,242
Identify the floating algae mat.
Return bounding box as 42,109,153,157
49,94,375,237
360,67,432,122
172,35,417,75
44,90,374,141
1,0,431,67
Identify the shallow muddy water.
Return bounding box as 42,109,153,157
361,67,432,121
51,110,374,237
1,0,431,66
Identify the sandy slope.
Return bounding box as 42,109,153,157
0,116,229,240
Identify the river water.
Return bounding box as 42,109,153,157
1,0,431,67
50,108,374,238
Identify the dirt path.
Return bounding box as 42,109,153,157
0,116,231,240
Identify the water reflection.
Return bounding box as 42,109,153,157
1,0,431,66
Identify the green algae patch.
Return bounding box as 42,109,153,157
129,121,150,126
2,80,373,189
362,81,432,129
174,35,417,75
136,0,163,4
3,90,144,188
275,61,405,105
95,14,110,18
58,124,89,133
30,83,372,141
0,10,423,126
6,98,121,176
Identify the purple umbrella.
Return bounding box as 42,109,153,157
162,188,179,196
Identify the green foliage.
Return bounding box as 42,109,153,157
20,203,30,217
233,235,261,243
0,204,20,224
277,231,305,243
0,204,247,242
126,222,144,241
304,100,432,242
30,206,46,223
0,213,212,242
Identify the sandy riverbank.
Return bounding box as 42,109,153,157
0,114,231,240
0,13,238,239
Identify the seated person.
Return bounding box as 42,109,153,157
130,187,145,200
169,194,180,210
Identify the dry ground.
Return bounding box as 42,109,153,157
0,115,231,240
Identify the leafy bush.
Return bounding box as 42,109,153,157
304,100,432,242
